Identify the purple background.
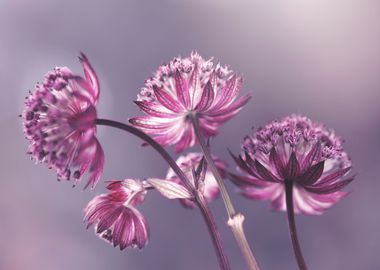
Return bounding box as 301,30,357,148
1,0,379,269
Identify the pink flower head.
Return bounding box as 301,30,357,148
230,115,354,215
84,179,149,250
22,53,104,189
166,152,227,208
130,51,251,152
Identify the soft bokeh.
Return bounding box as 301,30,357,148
1,1,379,269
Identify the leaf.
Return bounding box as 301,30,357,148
147,178,193,199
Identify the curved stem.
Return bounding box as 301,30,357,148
96,118,230,270
284,179,308,270
190,115,260,270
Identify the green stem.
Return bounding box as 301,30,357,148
96,118,231,270
284,179,308,270
190,115,260,270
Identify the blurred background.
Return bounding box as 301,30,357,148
1,0,379,269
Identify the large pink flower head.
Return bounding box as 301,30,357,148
166,152,227,208
230,115,354,215
84,179,149,250
22,54,104,189
130,51,251,152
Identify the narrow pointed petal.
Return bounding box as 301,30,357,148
214,75,242,109
128,116,175,130
254,159,281,182
79,53,100,103
134,101,175,118
132,209,149,249
96,207,122,234
305,177,354,194
298,161,324,185
208,93,251,116
147,178,193,199
317,167,352,186
153,85,183,113
84,140,105,189
195,81,215,111
229,149,256,176
228,172,269,187
175,69,190,107
301,143,322,172
270,148,285,178
285,152,300,179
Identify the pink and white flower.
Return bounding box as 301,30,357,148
230,115,354,215
84,179,149,250
130,51,251,152
22,54,104,189
166,152,227,208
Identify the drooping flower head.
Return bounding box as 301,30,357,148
166,152,227,208
84,179,149,250
130,51,251,152
22,54,104,189
230,115,354,215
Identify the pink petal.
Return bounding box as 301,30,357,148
79,53,100,104
175,69,190,107
153,86,183,113
195,81,215,111
134,101,176,118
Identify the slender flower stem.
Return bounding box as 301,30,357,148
284,179,308,270
96,118,230,270
190,115,260,270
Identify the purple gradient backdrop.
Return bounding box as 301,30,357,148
1,0,379,269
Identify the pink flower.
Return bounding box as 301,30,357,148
84,180,149,250
230,115,354,215
22,54,104,189
166,152,227,208
130,51,251,152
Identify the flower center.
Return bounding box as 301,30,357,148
68,105,97,132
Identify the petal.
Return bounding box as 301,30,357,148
228,172,269,187
305,176,354,194
242,183,283,202
298,161,324,185
112,212,128,248
96,207,122,234
195,81,215,111
229,150,256,176
208,93,251,117
293,187,347,215
213,75,243,109
175,69,190,107
301,143,322,172
134,101,176,118
317,166,352,186
132,209,149,249
147,178,193,199
85,139,105,189
119,208,135,250
254,159,281,182
129,116,178,131
285,152,300,179
153,85,183,113
270,148,285,178
174,122,195,152
188,64,202,107
79,53,100,104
